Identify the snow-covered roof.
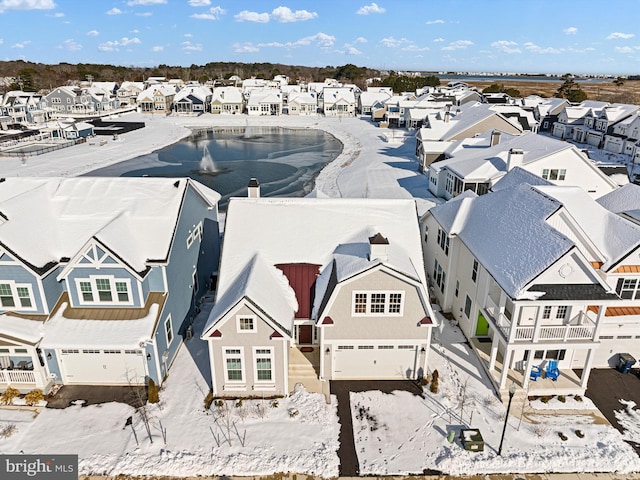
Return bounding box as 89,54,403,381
39,302,159,349
538,185,640,269
597,183,640,220
430,184,572,299
491,167,552,192
0,177,220,274
204,198,427,333
174,85,212,102
0,314,45,344
211,86,243,103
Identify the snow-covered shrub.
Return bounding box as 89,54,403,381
270,399,279,408
532,424,549,438
558,431,568,441
575,429,585,438
288,408,299,418
235,399,243,408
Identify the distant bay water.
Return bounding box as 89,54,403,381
436,73,613,84
88,126,342,208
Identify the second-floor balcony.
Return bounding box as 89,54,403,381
483,297,596,344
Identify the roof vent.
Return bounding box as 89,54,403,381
368,233,389,262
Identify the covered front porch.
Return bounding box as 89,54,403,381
470,337,587,399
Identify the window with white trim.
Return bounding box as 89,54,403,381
165,315,173,345
542,168,566,181
0,282,35,310
471,260,478,283
433,259,446,293
556,305,569,320
254,347,273,382
224,348,244,382
237,316,256,332
616,278,640,299
437,228,450,255
352,291,404,316
186,221,203,249
74,276,133,305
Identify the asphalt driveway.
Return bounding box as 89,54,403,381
579,367,640,454
46,385,147,409
330,380,424,476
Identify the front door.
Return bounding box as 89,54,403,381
476,312,489,336
298,325,313,345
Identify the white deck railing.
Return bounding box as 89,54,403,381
0,369,36,384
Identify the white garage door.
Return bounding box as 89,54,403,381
332,344,419,379
59,348,147,385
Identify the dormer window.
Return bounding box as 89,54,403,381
75,276,133,306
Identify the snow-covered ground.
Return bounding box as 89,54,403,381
0,300,341,477
352,312,640,476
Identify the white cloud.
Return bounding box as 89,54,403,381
130,29,139,33
271,6,316,22
181,41,202,52
257,32,335,49
98,36,141,52
426,19,445,25
0,0,55,13
354,37,367,44
184,33,193,38
345,46,362,55
47,11,63,17
233,42,259,53
380,36,410,48
523,42,561,54
357,2,385,15
235,10,269,22
0,39,3,45
136,11,152,16
126,0,166,5
188,0,210,5
441,39,473,51
106,7,122,15
191,5,225,20
152,45,164,52
433,37,444,43
614,45,640,54
234,7,315,23
11,40,31,48
491,40,520,54
563,27,577,35
607,32,635,40
59,38,81,51
86,30,99,36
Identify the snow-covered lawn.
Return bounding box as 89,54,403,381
351,313,640,476
0,300,340,477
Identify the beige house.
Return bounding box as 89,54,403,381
202,191,436,397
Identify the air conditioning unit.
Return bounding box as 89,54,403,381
185,325,194,340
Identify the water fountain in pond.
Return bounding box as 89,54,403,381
199,145,218,174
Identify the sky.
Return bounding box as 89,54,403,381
1,0,640,75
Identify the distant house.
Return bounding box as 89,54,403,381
246,89,283,116
117,81,145,107
287,91,317,115
137,85,176,113
210,87,244,115
424,130,617,200
173,85,212,115
358,90,392,116
0,91,47,124
44,86,95,116
0,178,221,393
202,190,435,398
321,87,357,117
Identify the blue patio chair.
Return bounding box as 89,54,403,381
530,365,541,381
545,359,560,381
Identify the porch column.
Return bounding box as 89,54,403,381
499,347,512,389
580,348,596,389
592,305,607,340
522,349,535,389
532,304,543,342
488,336,499,371
282,339,289,395
421,327,432,377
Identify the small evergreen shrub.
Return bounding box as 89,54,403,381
235,399,243,408
270,399,279,408
574,395,583,402
147,379,160,404
558,431,568,441
214,399,225,408
558,395,566,403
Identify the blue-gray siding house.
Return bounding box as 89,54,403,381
0,177,220,393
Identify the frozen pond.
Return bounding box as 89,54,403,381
88,126,342,208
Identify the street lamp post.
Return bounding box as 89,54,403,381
498,383,516,456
